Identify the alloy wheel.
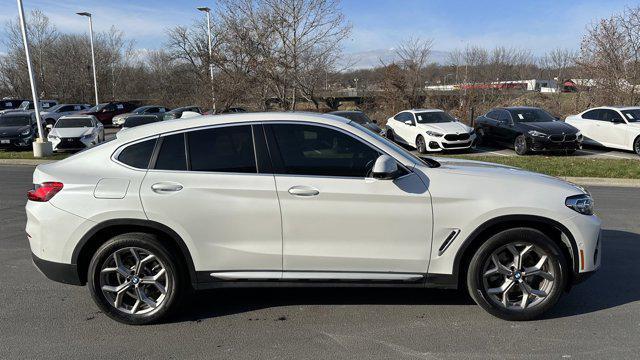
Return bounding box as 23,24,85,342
99,247,169,315
514,136,527,155
481,242,556,310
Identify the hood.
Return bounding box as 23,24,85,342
49,127,94,138
416,121,471,134
0,125,31,137
517,121,578,134
429,157,585,193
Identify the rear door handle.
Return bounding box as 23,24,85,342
151,182,183,193
288,186,319,197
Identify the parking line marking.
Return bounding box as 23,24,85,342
579,149,631,159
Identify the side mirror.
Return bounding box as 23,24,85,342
612,118,624,124
404,120,413,126
371,155,398,180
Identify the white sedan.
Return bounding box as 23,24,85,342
386,109,476,153
565,106,640,155
47,115,104,152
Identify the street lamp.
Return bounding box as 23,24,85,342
197,6,216,113
16,0,51,157
76,11,99,106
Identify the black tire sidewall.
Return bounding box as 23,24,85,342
515,135,528,155
417,135,427,154
88,233,181,325
466,228,567,321
634,136,640,156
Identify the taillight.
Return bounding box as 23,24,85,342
27,182,64,202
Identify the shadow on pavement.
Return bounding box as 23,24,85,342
546,229,640,318
170,228,639,323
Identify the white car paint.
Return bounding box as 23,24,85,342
386,109,476,152
47,115,104,151
28,112,599,279
565,106,640,154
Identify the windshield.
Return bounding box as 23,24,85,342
55,118,93,128
333,112,372,125
347,121,437,167
124,117,158,128
0,115,30,127
621,109,640,123
415,111,456,124
132,107,150,114
46,104,64,112
508,108,555,123
86,103,107,112
18,101,33,110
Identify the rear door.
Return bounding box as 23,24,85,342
265,122,432,277
139,124,282,274
577,109,600,142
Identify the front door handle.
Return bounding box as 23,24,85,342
151,182,183,193
288,186,319,197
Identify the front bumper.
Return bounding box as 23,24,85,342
32,252,82,285
426,133,477,152
50,136,95,151
528,135,582,152
0,136,34,148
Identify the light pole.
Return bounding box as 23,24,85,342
197,6,216,113
77,12,99,106
16,0,51,157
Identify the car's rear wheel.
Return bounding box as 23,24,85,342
634,136,640,156
467,228,567,321
514,135,529,155
416,135,427,154
88,233,182,325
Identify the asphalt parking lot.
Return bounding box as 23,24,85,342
1,165,639,359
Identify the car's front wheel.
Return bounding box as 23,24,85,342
634,136,640,156
467,228,567,321
514,135,529,155
416,135,427,154
88,233,182,325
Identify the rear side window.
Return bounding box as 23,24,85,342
117,138,156,169
155,134,187,171
582,109,600,120
187,125,256,173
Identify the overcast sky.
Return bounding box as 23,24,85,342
1,0,638,64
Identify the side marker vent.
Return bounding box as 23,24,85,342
438,229,461,256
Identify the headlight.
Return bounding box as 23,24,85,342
48,134,58,140
528,130,547,137
81,134,94,140
20,128,31,136
469,129,475,135
426,131,444,137
565,194,594,215
576,131,583,139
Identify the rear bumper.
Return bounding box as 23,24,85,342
32,252,82,285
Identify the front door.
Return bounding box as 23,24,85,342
265,123,432,277
598,109,629,148
139,125,282,273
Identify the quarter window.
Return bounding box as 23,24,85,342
155,133,187,171
117,138,157,169
269,124,380,177
583,110,600,120
187,125,256,173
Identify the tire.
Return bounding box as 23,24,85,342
634,136,640,156
416,135,427,154
514,135,529,155
88,232,183,325
474,130,483,147
565,149,576,156
466,228,567,321
386,128,395,142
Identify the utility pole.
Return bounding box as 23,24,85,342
197,6,216,113
16,0,51,157
77,12,99,106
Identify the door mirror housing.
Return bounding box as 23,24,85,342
404,120,414,126
612,117,624,124
371,155,399,180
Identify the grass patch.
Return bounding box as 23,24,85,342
0,150,69,160
439,154,640,179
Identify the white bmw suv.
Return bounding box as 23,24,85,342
26,112,600,324
386,109,476,153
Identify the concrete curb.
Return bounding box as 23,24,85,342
0,159,57,166
1,159,638,188
562,177,640,188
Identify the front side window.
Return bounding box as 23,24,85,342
600,109,624,123
187,125,256,173
269,124,380,177
117,138,157,169
415,111,455,124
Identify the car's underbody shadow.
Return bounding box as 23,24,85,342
168,228,639,323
